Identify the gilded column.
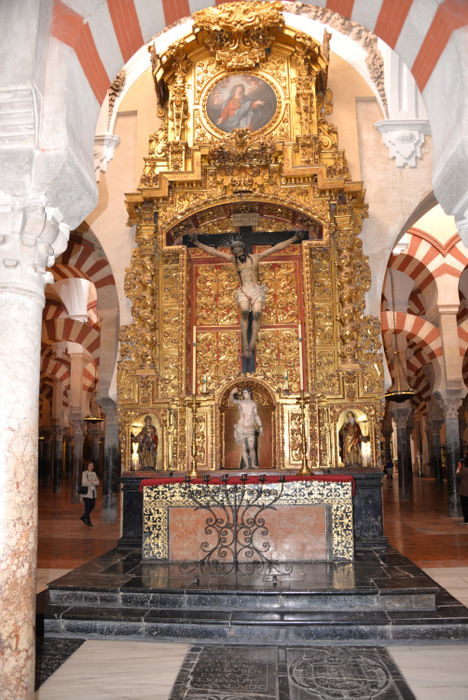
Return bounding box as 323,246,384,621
0,197,69,699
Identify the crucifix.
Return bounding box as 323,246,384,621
188,227,305,371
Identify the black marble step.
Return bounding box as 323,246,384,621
38,547,468,644
41,596,468,643
48,586,437,613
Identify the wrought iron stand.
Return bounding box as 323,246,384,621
180,474,293,576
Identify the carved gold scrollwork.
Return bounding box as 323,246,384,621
315,305,334,344
256,330,300,393
289,410,303,463
193,1,285,70
316,350,340,395
261,262,298,325
196,331,239,395
196,264,238,326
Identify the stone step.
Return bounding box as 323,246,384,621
40,598,468,644
47,585,437,612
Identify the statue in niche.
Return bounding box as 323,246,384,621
229,386,263,469
136,415,159,469
190,232,303,358
339,411,363,467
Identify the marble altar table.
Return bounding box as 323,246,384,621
139,474,355,563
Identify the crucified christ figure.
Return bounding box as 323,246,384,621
189,231,303,358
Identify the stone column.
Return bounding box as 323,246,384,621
65,432,73,478
99,397,121,522
390,402,412,501
381,410,393,464
0,198,69,698
68,349,89,503
88,422,101,476
406,411,415,483
51,378,64,493
42,430,53,487
53,426,63,494
70,416,85,504
426,418,444,489
459,399,467,455
439,395,464,517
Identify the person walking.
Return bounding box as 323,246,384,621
456,459,468,524
80,461,99,527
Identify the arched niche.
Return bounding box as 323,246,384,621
218,378,276,470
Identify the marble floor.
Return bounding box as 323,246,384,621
34,476,468,699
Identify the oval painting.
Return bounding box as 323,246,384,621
206,74,277,134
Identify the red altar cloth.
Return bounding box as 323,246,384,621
140,474,355,495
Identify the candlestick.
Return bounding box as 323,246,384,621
202,374,207,394
298,323,304,391
192,325,197,395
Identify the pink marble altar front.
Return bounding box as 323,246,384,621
141,475,354,562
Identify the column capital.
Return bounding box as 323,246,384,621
437,393,465,421
0,194,70,296
389,402,412,430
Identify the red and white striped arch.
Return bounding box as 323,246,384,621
50,0,468,104
391,229,468,292
381,310,442,361
52,233,116,293
42,318,101,358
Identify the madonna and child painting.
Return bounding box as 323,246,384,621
206,74,277,133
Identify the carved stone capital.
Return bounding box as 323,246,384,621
389,403,412,430
375,119,430,168
438,395,465,422
0,195,70,296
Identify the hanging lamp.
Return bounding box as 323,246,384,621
385,267,415,403
84,374,104,423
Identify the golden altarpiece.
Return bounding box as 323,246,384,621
118,2,384,476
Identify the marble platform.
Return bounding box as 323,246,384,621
37,545,468,644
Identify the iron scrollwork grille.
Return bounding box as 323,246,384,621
180,477,293,575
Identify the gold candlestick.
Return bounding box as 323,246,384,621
189,393,201,478
296,390,312,476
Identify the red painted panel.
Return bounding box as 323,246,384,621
374,0,413,49
412,0,468,92
108,0,144,63
327,0,354,19
162,0,190,26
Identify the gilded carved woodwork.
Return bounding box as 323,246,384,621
193,2,285,70
119,2,385,472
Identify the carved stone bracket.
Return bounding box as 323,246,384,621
375,119,430,168
94,134,121,183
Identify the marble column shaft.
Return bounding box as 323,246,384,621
71,418,85,504
439,396,464,517
0,199,69,698
99,398,121,522
390,404,412,501
53,427,63,493
426,420,443,489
